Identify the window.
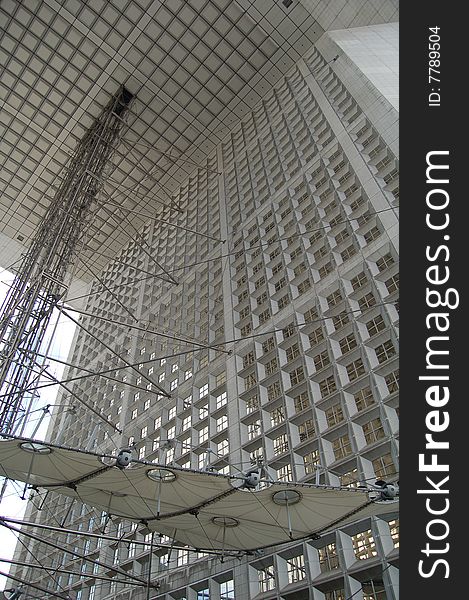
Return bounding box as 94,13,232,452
333,311,349,330
131,409,137,420
182,416,191,432
294,392,309,413
319,543,339,571
377,253,395,271
358,292,376,311
241,323,252,337
352,529,377,560
277,464,293,482
216,392,227,408
346,358,366,381
327,289,342,306
375,340,396,363
284,330,299,351
158,373,165,383
170,379,178,391
299,418,315,441
341,245,356,261
367,314,386,336
141,426,148,438
308,327,324,346
294,262,307,277
273,434,289,455
354,387,375,411
240,394,257,416
332,434,352,460
154,416,161,430
257,292,268,307
326,404,344,427
340,468,359,488
262,337,276,353
267,380,282,400
215,371,226,387
389,518,400,548
184,369,192,380
290,366,305,386
298,278,312,294
283,322,296,339
220,579,235,600
199,383,209,398
385,369,400,393
244,373,257,389
168,406,176,420
183,396,192,409
270,406,285,427
373,453,397,478
243,351,255,368
265,357,278,375
139,446,145,460
199,427,209,444
248,421,261,440
259,308,271,324
177,548,189,566
364,226,382,243
216,415,228,432
287,554,305,583
319,375,337,397
314,350,330,370
339,334,357,354
258,567,275,592
351,272,368,290
217,439,229,455
385,274,399,294
363,417,386,444
304,449,320,474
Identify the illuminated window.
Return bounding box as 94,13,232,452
352,529,377,560
217,439,229,455
258,567,275,592
389,519,400,548
216,415,228,432
277,464,293,482
273,434,289,455
199,427,208,444
286,554,305,582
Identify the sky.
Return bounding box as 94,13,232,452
0,269,77,592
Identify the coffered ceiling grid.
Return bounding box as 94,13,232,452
0,0,396,280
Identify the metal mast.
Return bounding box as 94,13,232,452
0,86,134,434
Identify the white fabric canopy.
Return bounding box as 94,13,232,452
0,438,398,551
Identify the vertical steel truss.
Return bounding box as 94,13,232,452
0,86,134,434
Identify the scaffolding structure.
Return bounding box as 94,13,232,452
0,86,134,434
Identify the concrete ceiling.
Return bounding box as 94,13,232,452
0,0,399,290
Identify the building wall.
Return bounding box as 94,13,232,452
9,27,399,600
